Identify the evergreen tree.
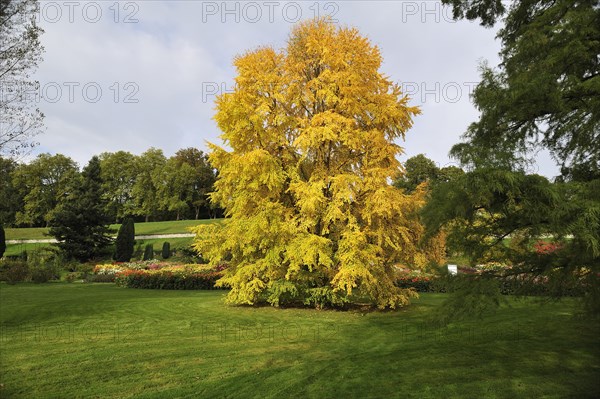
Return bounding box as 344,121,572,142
444,0,600,175
433,0,600,316
114,217,135,262
143,244,154,261
49,156,113,261
161,242,170,259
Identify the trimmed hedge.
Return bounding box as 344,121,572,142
115,269,225,290
396,276,437,293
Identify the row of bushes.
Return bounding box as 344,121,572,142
0,259,60,284
114,269,225,290
395,274,589,297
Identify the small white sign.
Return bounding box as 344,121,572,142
447,264,458,275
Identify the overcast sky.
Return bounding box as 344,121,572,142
29,0,558,176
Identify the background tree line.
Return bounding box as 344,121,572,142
0,147,220,227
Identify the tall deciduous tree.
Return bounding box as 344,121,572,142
154,157,196,221
132,148,166,222
193,20,444,309
394,154,439,193
0,157,23,224
0,0,45,157
173,148,216,219
99,151,138,222
12,153,78,226
49,156,113,261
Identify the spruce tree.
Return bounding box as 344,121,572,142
49,156,113,261
114,218,135,262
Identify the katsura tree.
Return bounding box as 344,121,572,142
192,19,445,309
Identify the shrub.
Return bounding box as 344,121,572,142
1,260,30,284
174,245,204,264
26,249,61,283
65,272,79,283
30,267,53,283
75,263,94,280
161,242,171,259
142,244,154,261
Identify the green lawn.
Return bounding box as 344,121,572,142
4,219,221,241
3,238,195,259
134,237,194,251
0,284,598,398
128,219,219,236
3,242,51,257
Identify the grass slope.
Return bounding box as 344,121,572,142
0,284,598,398
4,219,221,241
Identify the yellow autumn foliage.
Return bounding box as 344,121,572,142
193,19,444,308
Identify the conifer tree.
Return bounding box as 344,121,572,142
143,244,154,261
114,217,135,262
49,156,112,261
161,242,171,259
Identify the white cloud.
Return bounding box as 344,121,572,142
29,1,560,177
